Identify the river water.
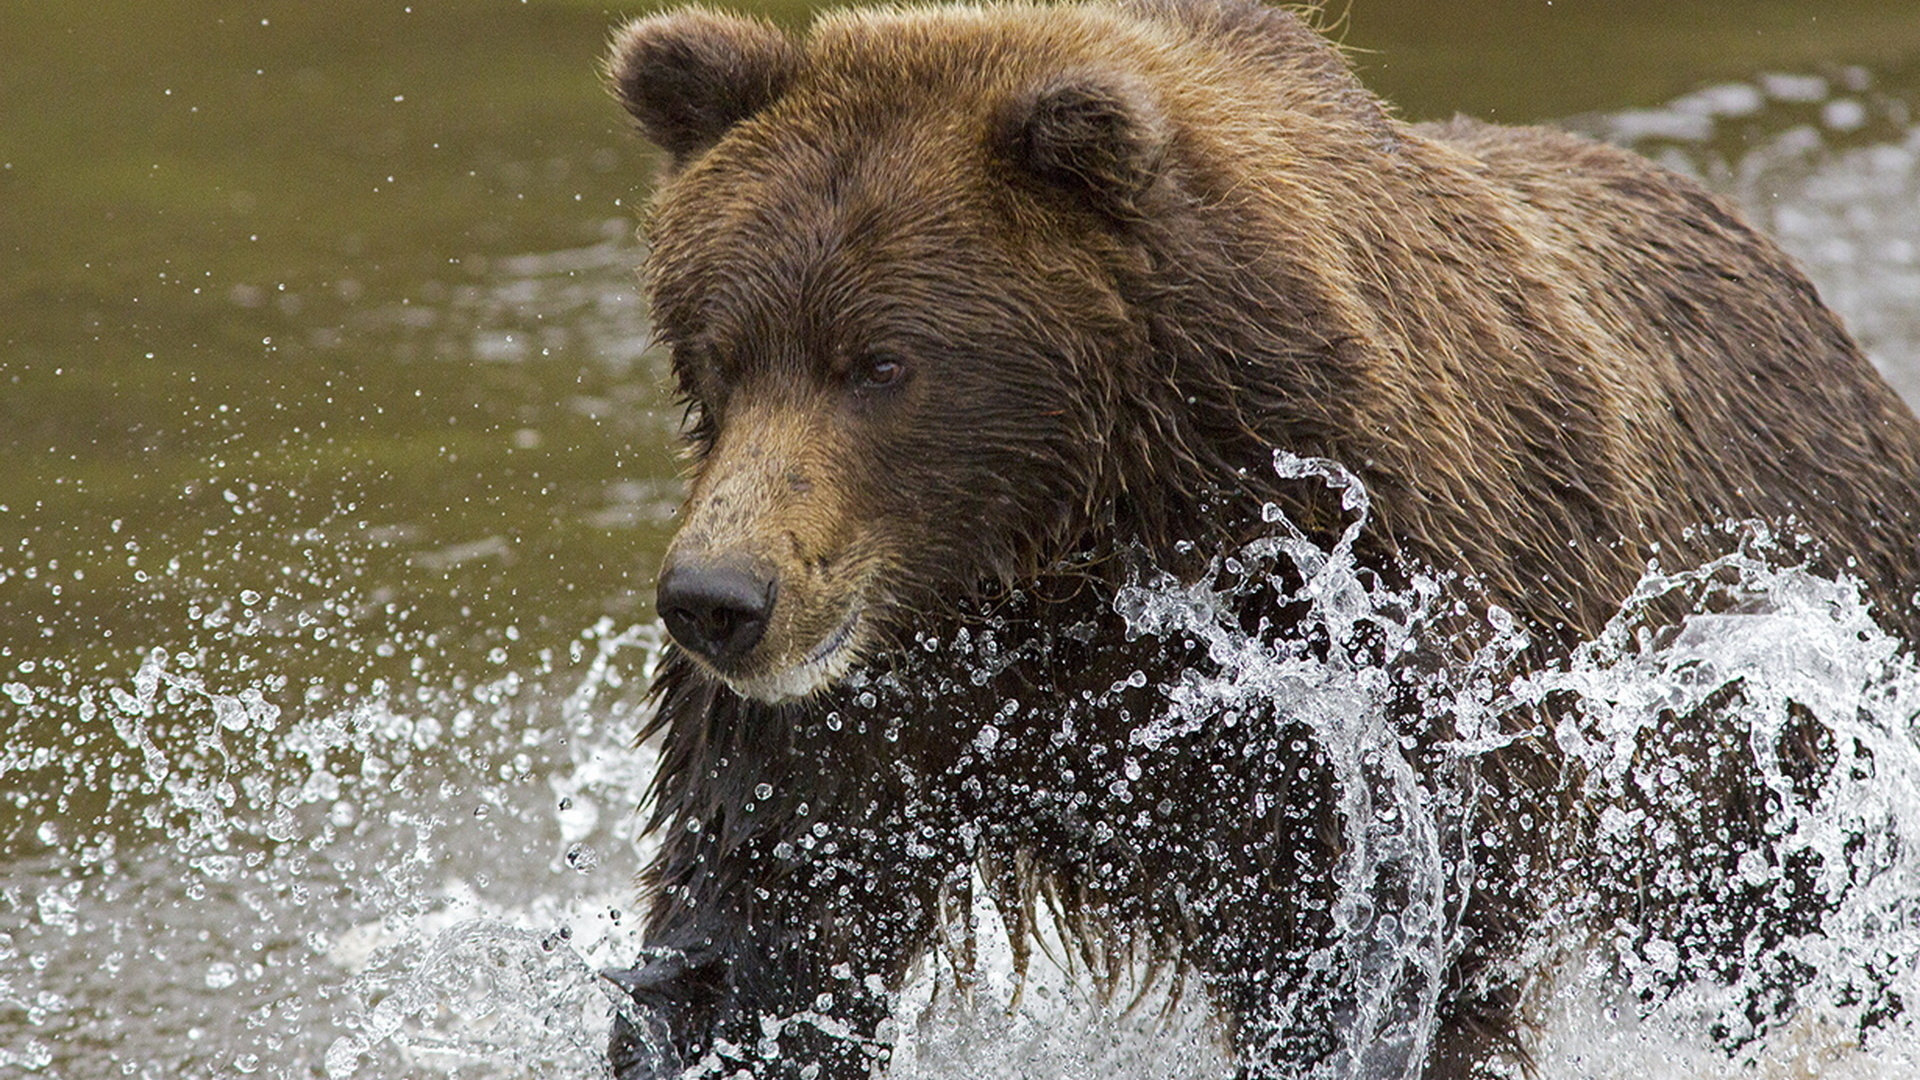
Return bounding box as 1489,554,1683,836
4,3,1920,1078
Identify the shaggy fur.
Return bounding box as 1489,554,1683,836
601,2,1920,1077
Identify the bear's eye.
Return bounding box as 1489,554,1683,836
680,398,717,453
849,353,907,394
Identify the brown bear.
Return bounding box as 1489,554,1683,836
599,1,1920,1077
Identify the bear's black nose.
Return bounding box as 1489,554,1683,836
657,559,776,666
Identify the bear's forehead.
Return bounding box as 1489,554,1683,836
653,122,987,280
802,6,1153,91
650,85,1003,323
647,133,1006,364
652,5,1193,234
741,4,1193,152
645,8,1176,353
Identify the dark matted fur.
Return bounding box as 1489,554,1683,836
601,1,1920,1077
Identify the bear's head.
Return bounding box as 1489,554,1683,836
609,1,1392,701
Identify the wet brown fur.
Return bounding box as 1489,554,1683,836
603,2,1920,1077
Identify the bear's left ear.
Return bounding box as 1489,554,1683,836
998,73,1169,217
606,9,801,166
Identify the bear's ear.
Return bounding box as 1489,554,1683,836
999,73,1168,216
606,9,801,165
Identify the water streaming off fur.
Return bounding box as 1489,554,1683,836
7,70,1920,1080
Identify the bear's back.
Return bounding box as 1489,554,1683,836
1422,115,1920,642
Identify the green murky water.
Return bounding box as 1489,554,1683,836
4,1,1920,1076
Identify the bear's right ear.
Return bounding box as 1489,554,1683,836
606,9,801,165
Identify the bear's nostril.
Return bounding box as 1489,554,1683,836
658,560,777,666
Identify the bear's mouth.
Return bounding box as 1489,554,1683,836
802,606,862,666
729,603,865,703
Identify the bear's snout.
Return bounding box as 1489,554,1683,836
657,556,778,668
657,398,881,702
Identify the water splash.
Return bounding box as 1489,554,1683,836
887,479,1920,1079
1,618,665,1078
1109,452,1464,1080
1507,545,1920,1068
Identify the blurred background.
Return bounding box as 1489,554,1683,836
3,1,1919,1077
